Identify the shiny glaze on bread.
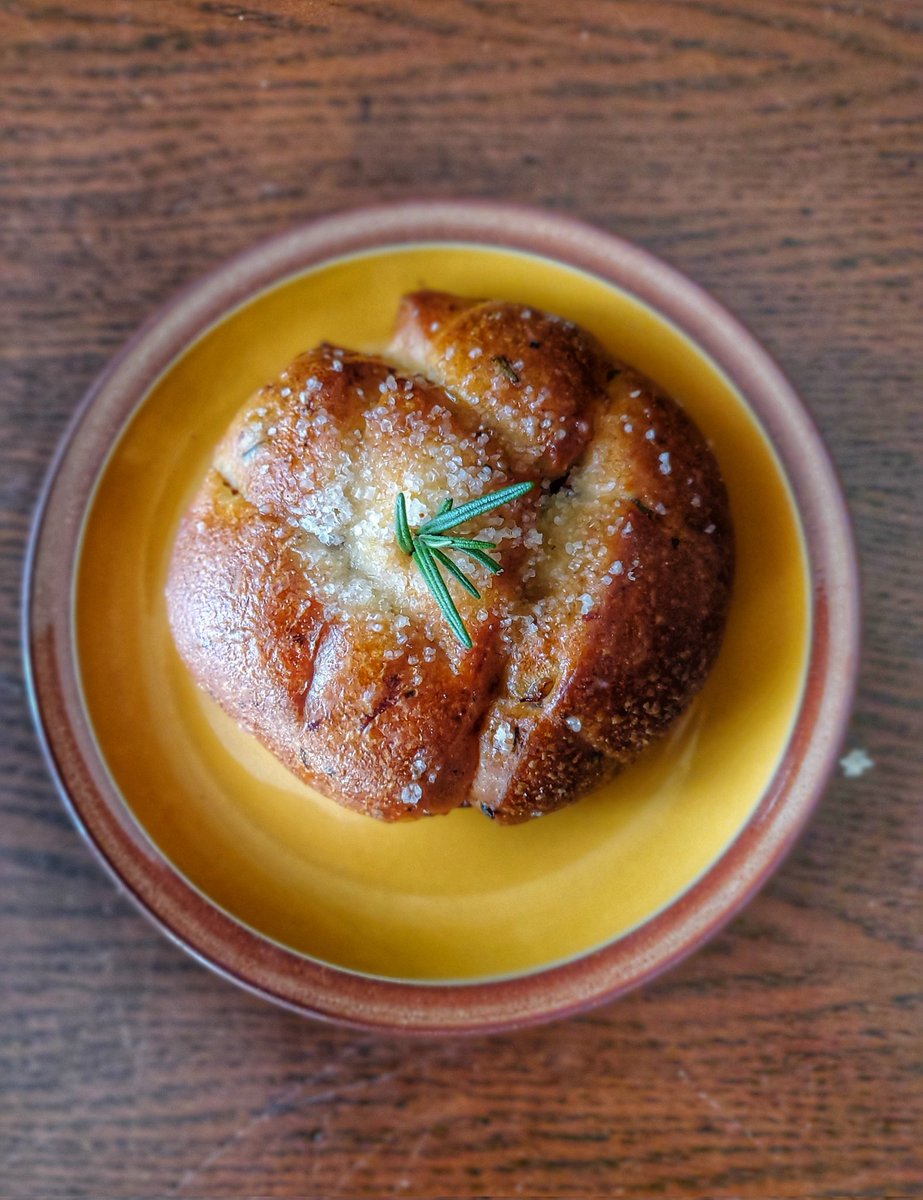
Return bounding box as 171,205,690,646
167,291,734,822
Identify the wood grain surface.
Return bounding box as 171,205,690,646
1,2,921,1197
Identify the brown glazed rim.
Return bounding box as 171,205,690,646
23,202,860,1034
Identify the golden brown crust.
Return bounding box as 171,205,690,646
166,291,734,823
390,291,605,477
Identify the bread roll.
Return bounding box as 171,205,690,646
167,291,733,822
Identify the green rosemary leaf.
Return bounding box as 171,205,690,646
395,492,412,555
436,497,453,516
431,547,481,599
454,545,503,575
413,539,473,649
419,481,534,535
420,533,497,552
442,536,499,552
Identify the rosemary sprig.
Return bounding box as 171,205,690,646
395,480,534,649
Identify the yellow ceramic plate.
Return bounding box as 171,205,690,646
75,242,810,983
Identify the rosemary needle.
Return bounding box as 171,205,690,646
394,492,413,555
419,481,534,535
412,538,472,649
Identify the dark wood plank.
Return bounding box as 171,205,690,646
1,1,920,1197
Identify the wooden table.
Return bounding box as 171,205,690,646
2,3,920,1197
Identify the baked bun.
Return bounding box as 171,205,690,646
166,291,733,823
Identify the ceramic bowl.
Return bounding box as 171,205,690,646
23,202,859,1033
